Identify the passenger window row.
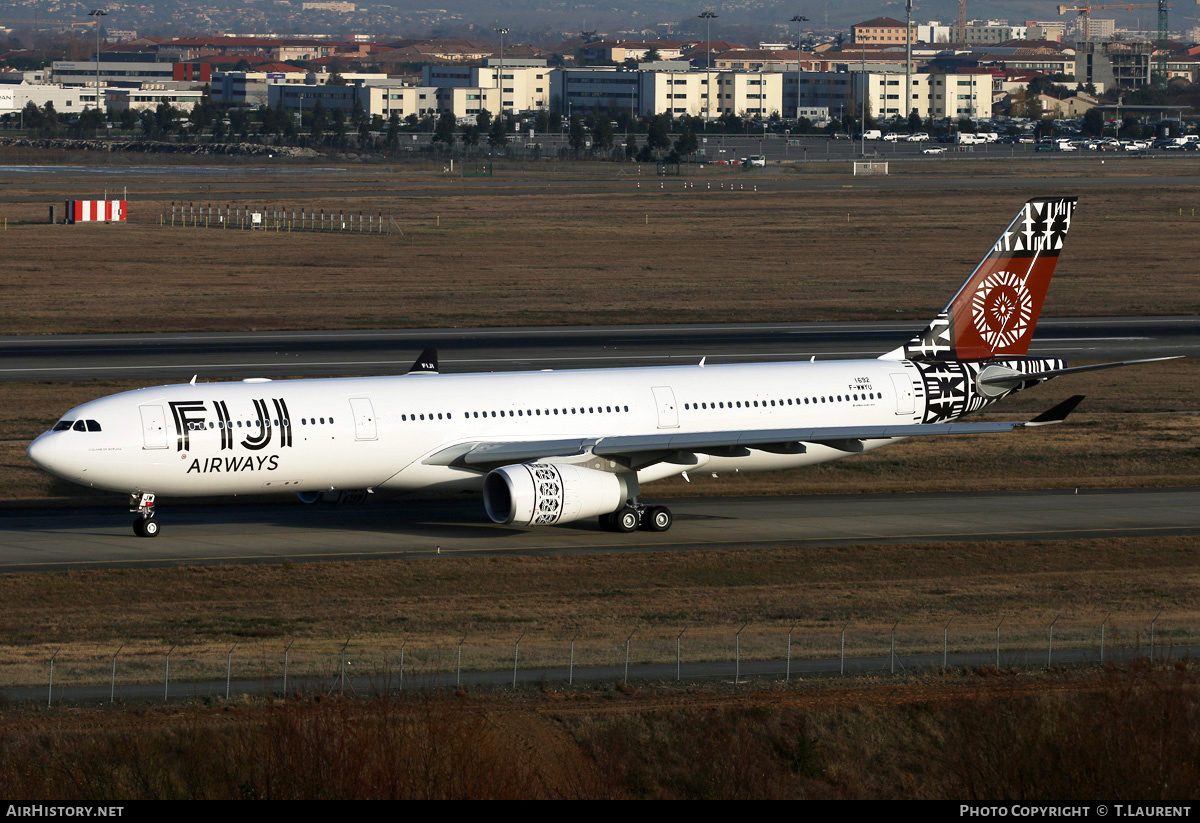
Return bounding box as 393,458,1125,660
400,405,631,422
683,392,881,411
185,417,333,431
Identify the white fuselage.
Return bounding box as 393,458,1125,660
29,358,931,499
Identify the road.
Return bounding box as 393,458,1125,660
1,487,1196,572
0,316,1194,382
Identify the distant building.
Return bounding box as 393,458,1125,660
105,87,203,113
851,17,915,46
302,2,355,10
423,63,551,113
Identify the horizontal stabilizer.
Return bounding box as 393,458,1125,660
1025,394,1086,426
979,356,1183,387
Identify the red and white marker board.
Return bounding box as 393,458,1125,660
65,200,127,223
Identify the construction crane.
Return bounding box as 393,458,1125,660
1157,0,1169,87
0,19,98,27
1058,1,1170,87
1057,2,1158,44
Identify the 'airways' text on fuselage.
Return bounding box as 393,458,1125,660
169,398,295,453
186,455,280,474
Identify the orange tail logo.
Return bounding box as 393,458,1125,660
904,197,1076,361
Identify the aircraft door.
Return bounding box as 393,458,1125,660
139,404,168,450
349,397,378,441
651,386,679,429
889,373,916,415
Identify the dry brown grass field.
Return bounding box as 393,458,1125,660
0,161,1199,333
0,534,1197,692
2,666,1198,799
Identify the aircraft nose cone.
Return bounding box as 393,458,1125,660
27,433,69,478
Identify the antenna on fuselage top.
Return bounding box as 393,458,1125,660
189,374,197,385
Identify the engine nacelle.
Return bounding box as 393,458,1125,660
483,463,629,526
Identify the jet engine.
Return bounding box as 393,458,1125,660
483,463,630,526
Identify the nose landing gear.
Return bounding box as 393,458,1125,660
130,492,160,538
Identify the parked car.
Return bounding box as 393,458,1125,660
882,132,904,142
743,155,766,167
921,146,946,155
906,132,930,142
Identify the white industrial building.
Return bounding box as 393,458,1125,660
0,83,105,115
422,61,551,114
104,87,203,113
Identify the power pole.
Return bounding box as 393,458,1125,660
906,0,913,122
791,15,808,120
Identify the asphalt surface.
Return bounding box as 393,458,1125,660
1,487,1196,572
1,316,1194,382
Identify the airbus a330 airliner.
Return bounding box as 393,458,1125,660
28,196,1175,537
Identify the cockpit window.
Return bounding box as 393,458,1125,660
73,420,86,432
86,420,102,432
53,421,73,431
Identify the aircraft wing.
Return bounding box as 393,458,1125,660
424,396,1085,472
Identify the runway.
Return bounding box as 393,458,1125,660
1,487,1195,572
0,316,1195,382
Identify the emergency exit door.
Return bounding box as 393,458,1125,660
349,397,378,441
139,405,168,450
652,386,679,429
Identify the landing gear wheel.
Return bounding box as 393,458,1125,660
133,517,160,538
614,507,640,533
643,505,673,532
598,512,615,532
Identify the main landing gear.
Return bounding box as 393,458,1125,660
130,492,160,538
598,503,673,533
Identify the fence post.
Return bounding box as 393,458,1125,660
399,637,408,692
1047,616,1059,669
1150,611,1162,661
1100,612,1111,665
512,631,526,689
995,617,1004,669
283,639,294,695
48,648,60,708
456,634,466,690
110,645,123,704
226,641,238,699
569,630,579,686
943,618,953,669
164,645,176,703
786,624,795,681
624,629,636,684
338,637,351,695
735,623,748,685
840,621,849,675
890,620,899,675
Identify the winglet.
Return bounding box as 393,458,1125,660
1024,394,1085,427
409,347,438,374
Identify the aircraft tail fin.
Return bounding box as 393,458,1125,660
891,197,1077,362
409,347,439,374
